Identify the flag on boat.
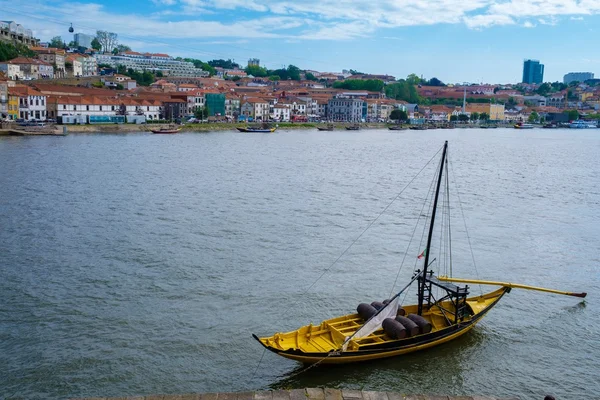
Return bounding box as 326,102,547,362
418,248,427,259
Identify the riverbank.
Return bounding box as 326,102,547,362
74,387,520,400
1,122,517,135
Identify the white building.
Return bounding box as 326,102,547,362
11,86,47,120
271,104,290,121
94,51,208,77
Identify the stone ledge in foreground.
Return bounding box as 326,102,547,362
71,388,520,400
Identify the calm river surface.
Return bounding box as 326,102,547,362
1,128,599,400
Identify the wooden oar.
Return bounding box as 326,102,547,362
437,276,587,298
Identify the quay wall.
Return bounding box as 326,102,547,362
73,387,520,400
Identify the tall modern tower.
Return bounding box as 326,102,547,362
522,59,544,84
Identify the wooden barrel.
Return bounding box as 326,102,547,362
357,303,378,320
395,316,419,337
397,307,406,316
407,313,432,334
382,318,407,339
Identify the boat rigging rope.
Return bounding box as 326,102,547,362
249,145,446,383
448,156,483,295
389,152,440,299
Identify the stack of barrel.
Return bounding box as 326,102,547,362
356,299,432,340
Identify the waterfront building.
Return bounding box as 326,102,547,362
0,21,39,46
161,99,186,120
272,104,291,121
522,59,544,84
7,92,19,120
0,76,8,119
225,94,240,119
46,95,162,121
10,86,47,120
94,52,208,77
523,95,546,107
563,72,594,85
546,95,565,108
73,33,94,48
327,96,366,122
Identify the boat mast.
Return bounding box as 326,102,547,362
418,140,448,315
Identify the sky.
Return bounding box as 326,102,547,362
2,0,600,84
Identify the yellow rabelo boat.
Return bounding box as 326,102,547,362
253,141,586,365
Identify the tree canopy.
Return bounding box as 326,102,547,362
528,110,539,123
91,38,102,51
333,79,384,91
245,64,268,77
208,59,240,69
384,81,420,103
427,77,445,86
96,31,118,53
389,109,408,121
113,44,131,54
0,41,36,62
49,36,65,48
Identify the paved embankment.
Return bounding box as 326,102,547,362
73,387,519,400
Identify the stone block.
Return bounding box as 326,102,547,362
199,393,218,400
254,392,273,400
145,395,165,400
237,392,254,400
386,392,408,400
341,390,363,400
324,388,342,400
289,389,307,400
306,389,325,400
272,390,290,400
363,391,389,400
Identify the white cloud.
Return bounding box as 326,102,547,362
523,21,536,28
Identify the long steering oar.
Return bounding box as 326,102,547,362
437,276,587,298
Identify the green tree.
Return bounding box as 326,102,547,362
194,105,210,120
156,70,163,77
305,72,317,81
480,112,490,121
528,110,539,123
458,114,469,122
98,63,112,69
112,44,131,54
333,79,384,91
389,109,408,121
565,109,579,121
268,75,280,81
470,112,480,121
91,38,102,51
427,77,445,86
208,59,239,69
406,73,422,85
536,83,551,96
385,81,420,103
49,36,65,48
68,40,77,48
450,115,458,122
245,64,268,77
0,41,35,61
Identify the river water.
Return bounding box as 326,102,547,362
1,128,598,400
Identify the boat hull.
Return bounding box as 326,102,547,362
237,127,276,133
151,129,181,134
254,287,508,364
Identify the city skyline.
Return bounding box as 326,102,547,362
2,0,600,84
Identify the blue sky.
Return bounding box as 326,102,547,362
2,0,599,83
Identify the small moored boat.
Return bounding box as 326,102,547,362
514,122,534,129
345,124,360,131
151,127,181,134
317,124,335,131
237,127,277,133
